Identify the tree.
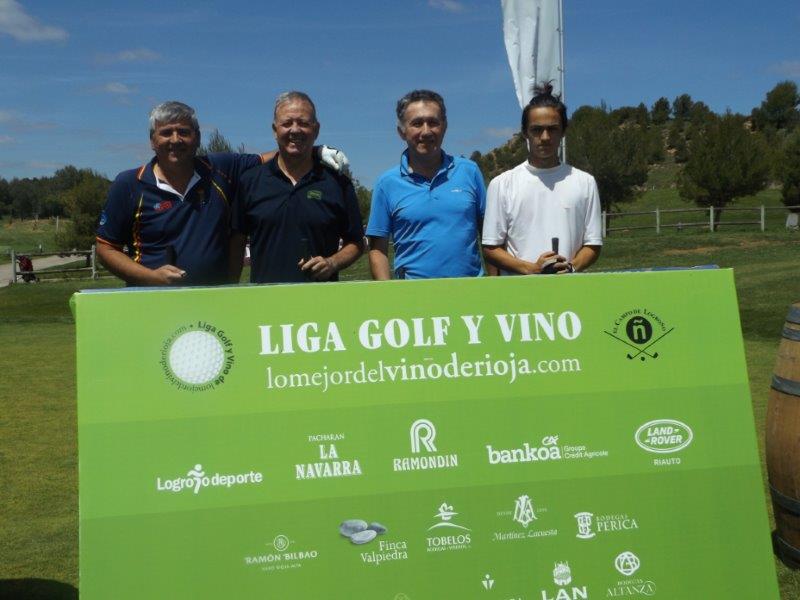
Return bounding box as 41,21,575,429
567,106,649,212
651,97,671,125
751,81,800,132
778,129,800,212
56,172,111,249
672,94,694,120
0,178,11,217
198,128,233,155
353,180,372,224
678,113,769,226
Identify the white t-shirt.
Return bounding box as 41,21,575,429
482,161,603,274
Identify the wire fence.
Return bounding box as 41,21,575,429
602,205,800,236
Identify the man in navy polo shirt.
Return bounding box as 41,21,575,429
366,89,486,280
229,91,364,284
96,101,269,286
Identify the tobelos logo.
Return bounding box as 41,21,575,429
160,321,235,391
605,308,673,362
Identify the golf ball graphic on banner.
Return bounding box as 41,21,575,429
160,322,235,390
169,331,224,384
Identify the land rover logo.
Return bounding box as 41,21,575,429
635,419,693,453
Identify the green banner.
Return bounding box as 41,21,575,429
74,269,778,599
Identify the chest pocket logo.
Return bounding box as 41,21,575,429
307,190,323,200
154,200,174,213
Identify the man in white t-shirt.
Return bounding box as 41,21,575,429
482,83,602,275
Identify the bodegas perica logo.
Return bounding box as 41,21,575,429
160,321,235,391
604,309,674,362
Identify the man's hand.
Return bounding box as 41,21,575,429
299,256,337,281
148,264,187,285
535,250,569,275
317,145,351,178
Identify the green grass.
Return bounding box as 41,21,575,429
0,218,65,264
1,231,799,597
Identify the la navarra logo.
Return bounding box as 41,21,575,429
604,309,673,362
160,321,235,391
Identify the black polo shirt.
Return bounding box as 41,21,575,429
232,156,364,284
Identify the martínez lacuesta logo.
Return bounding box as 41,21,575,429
160,321,235,391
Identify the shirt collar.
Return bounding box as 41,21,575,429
138,155,213,186
399,149,454,180
267,153,325,183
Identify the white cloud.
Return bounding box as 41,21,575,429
102,82,136,95
0,134,13,143
769,60,800,78
0,108,56,132
0,0,67,41
95,48,161,64
484,127,517,139
428,0,465,13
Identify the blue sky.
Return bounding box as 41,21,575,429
0,0,798,187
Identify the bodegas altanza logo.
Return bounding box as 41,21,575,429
243,533,319,573
160,321,235,391
604,309,673,362
295,432,363,480
606,551,657,598
492,494,557,542
155,463,263,494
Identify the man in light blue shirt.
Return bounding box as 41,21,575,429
366,90,486,279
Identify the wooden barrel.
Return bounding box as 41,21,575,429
767,303,800,568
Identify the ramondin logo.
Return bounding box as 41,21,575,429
160,321,235,391
605,308,674,362
155,463,263,494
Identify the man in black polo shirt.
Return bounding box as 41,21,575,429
230,92,364,284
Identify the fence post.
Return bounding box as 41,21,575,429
10,248,16,284
55,215,59,232
91,244,98,279
709,206,715,232
760,205,766,232
602,211,607,238
655,208,661,235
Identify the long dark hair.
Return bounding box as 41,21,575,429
521,82,568,133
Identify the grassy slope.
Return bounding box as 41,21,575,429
0,230,799,595
0,218,64,264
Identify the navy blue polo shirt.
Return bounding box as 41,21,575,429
97,152,262,286
232,156,364,284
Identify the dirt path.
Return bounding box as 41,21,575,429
0,254,85,288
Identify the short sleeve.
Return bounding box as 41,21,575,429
481,175,507,246
96,175,134,248
583,176,603,246
207,152,262,183
365,180,391,238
